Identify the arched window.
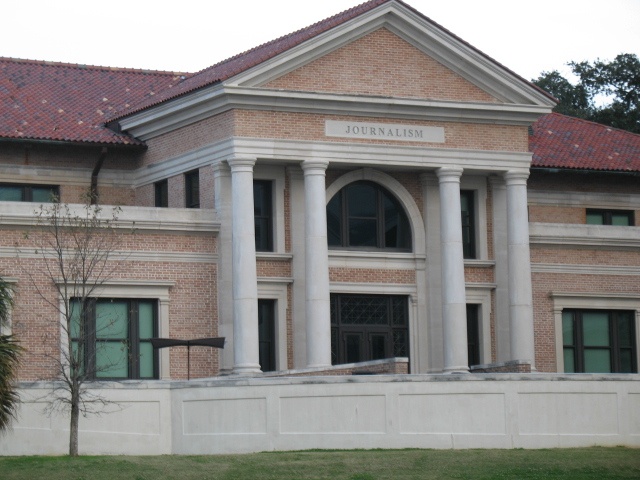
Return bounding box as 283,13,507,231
327,181,411,250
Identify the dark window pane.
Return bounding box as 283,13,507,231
582,312,609,347
618,313,633,348
345,333,362,364
586,212,604,225
563,348,575,373
619,349,634,373
461,190,476,259
32,186,58,203
155,180,168,208
347,184,376,217
254,181,273,252
0,186,22,201
562,311,574,346
466,304,480,367
185,171,200,208
348,218,377,246
96,342,129,378
584,349,611,373
611,214,631,226
370,334,386,360
327,195,342,246
393,330,408,357
258,300,275,372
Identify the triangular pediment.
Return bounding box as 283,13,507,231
227,1,553,107
262,27,500,104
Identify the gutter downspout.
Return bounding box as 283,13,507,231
90,147,108,204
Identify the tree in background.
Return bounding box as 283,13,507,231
0,277,23,431
533,53,640,134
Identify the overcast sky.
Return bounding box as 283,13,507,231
2,0,639,81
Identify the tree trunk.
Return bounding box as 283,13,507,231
69,390,79,456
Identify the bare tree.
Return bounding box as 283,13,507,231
20,195,131,456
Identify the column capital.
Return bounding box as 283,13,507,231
227,156,257,172
419,171,438,188
301,159,329,174
504,170,530,185
436,166,463,182
212,160,231,178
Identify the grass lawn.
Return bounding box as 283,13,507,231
1,447,639,479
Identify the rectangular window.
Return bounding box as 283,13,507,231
258,299,276,372
466,304,481,367
562,309,636,373
0,183,59,202
70,298,158,380
184,170,200,208
330,294,409,365
586,209,634,226
460,190,476,259
154,179,168,208
254,180,273,252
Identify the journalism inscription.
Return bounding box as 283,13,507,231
325,120,444,143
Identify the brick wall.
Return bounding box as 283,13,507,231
3,226,219,381
235,110,528,151
265,27,498,104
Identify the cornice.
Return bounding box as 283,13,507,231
0,203,219,234
529,222,640,250
121,86,551,141
136,136,532,186
528,190,640,209
532,263,640,276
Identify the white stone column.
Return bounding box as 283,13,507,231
301,159,332,368
505,170,536,369
213,162,234,374
228,157,261,375
436,167,469,373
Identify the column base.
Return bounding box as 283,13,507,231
306,363,332,369
443,366,470,374
231,364,263,376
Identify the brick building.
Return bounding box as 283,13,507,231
1,0,638,382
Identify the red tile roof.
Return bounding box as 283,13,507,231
0,57,184,146
530,113,640,173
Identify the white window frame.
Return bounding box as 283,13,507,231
257,280,289,371
254,165,286,255
465,285,493,366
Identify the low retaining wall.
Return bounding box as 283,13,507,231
2,374,639,455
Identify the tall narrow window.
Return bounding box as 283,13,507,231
327,181,411,250
155,179,168,208
258,299,276,372
70,298,158,380
563,309,636,373
586,209,634,226
184,170,200,208
460,190,476,259
466,304,481,367
0,183,59,202
254,180,273,252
